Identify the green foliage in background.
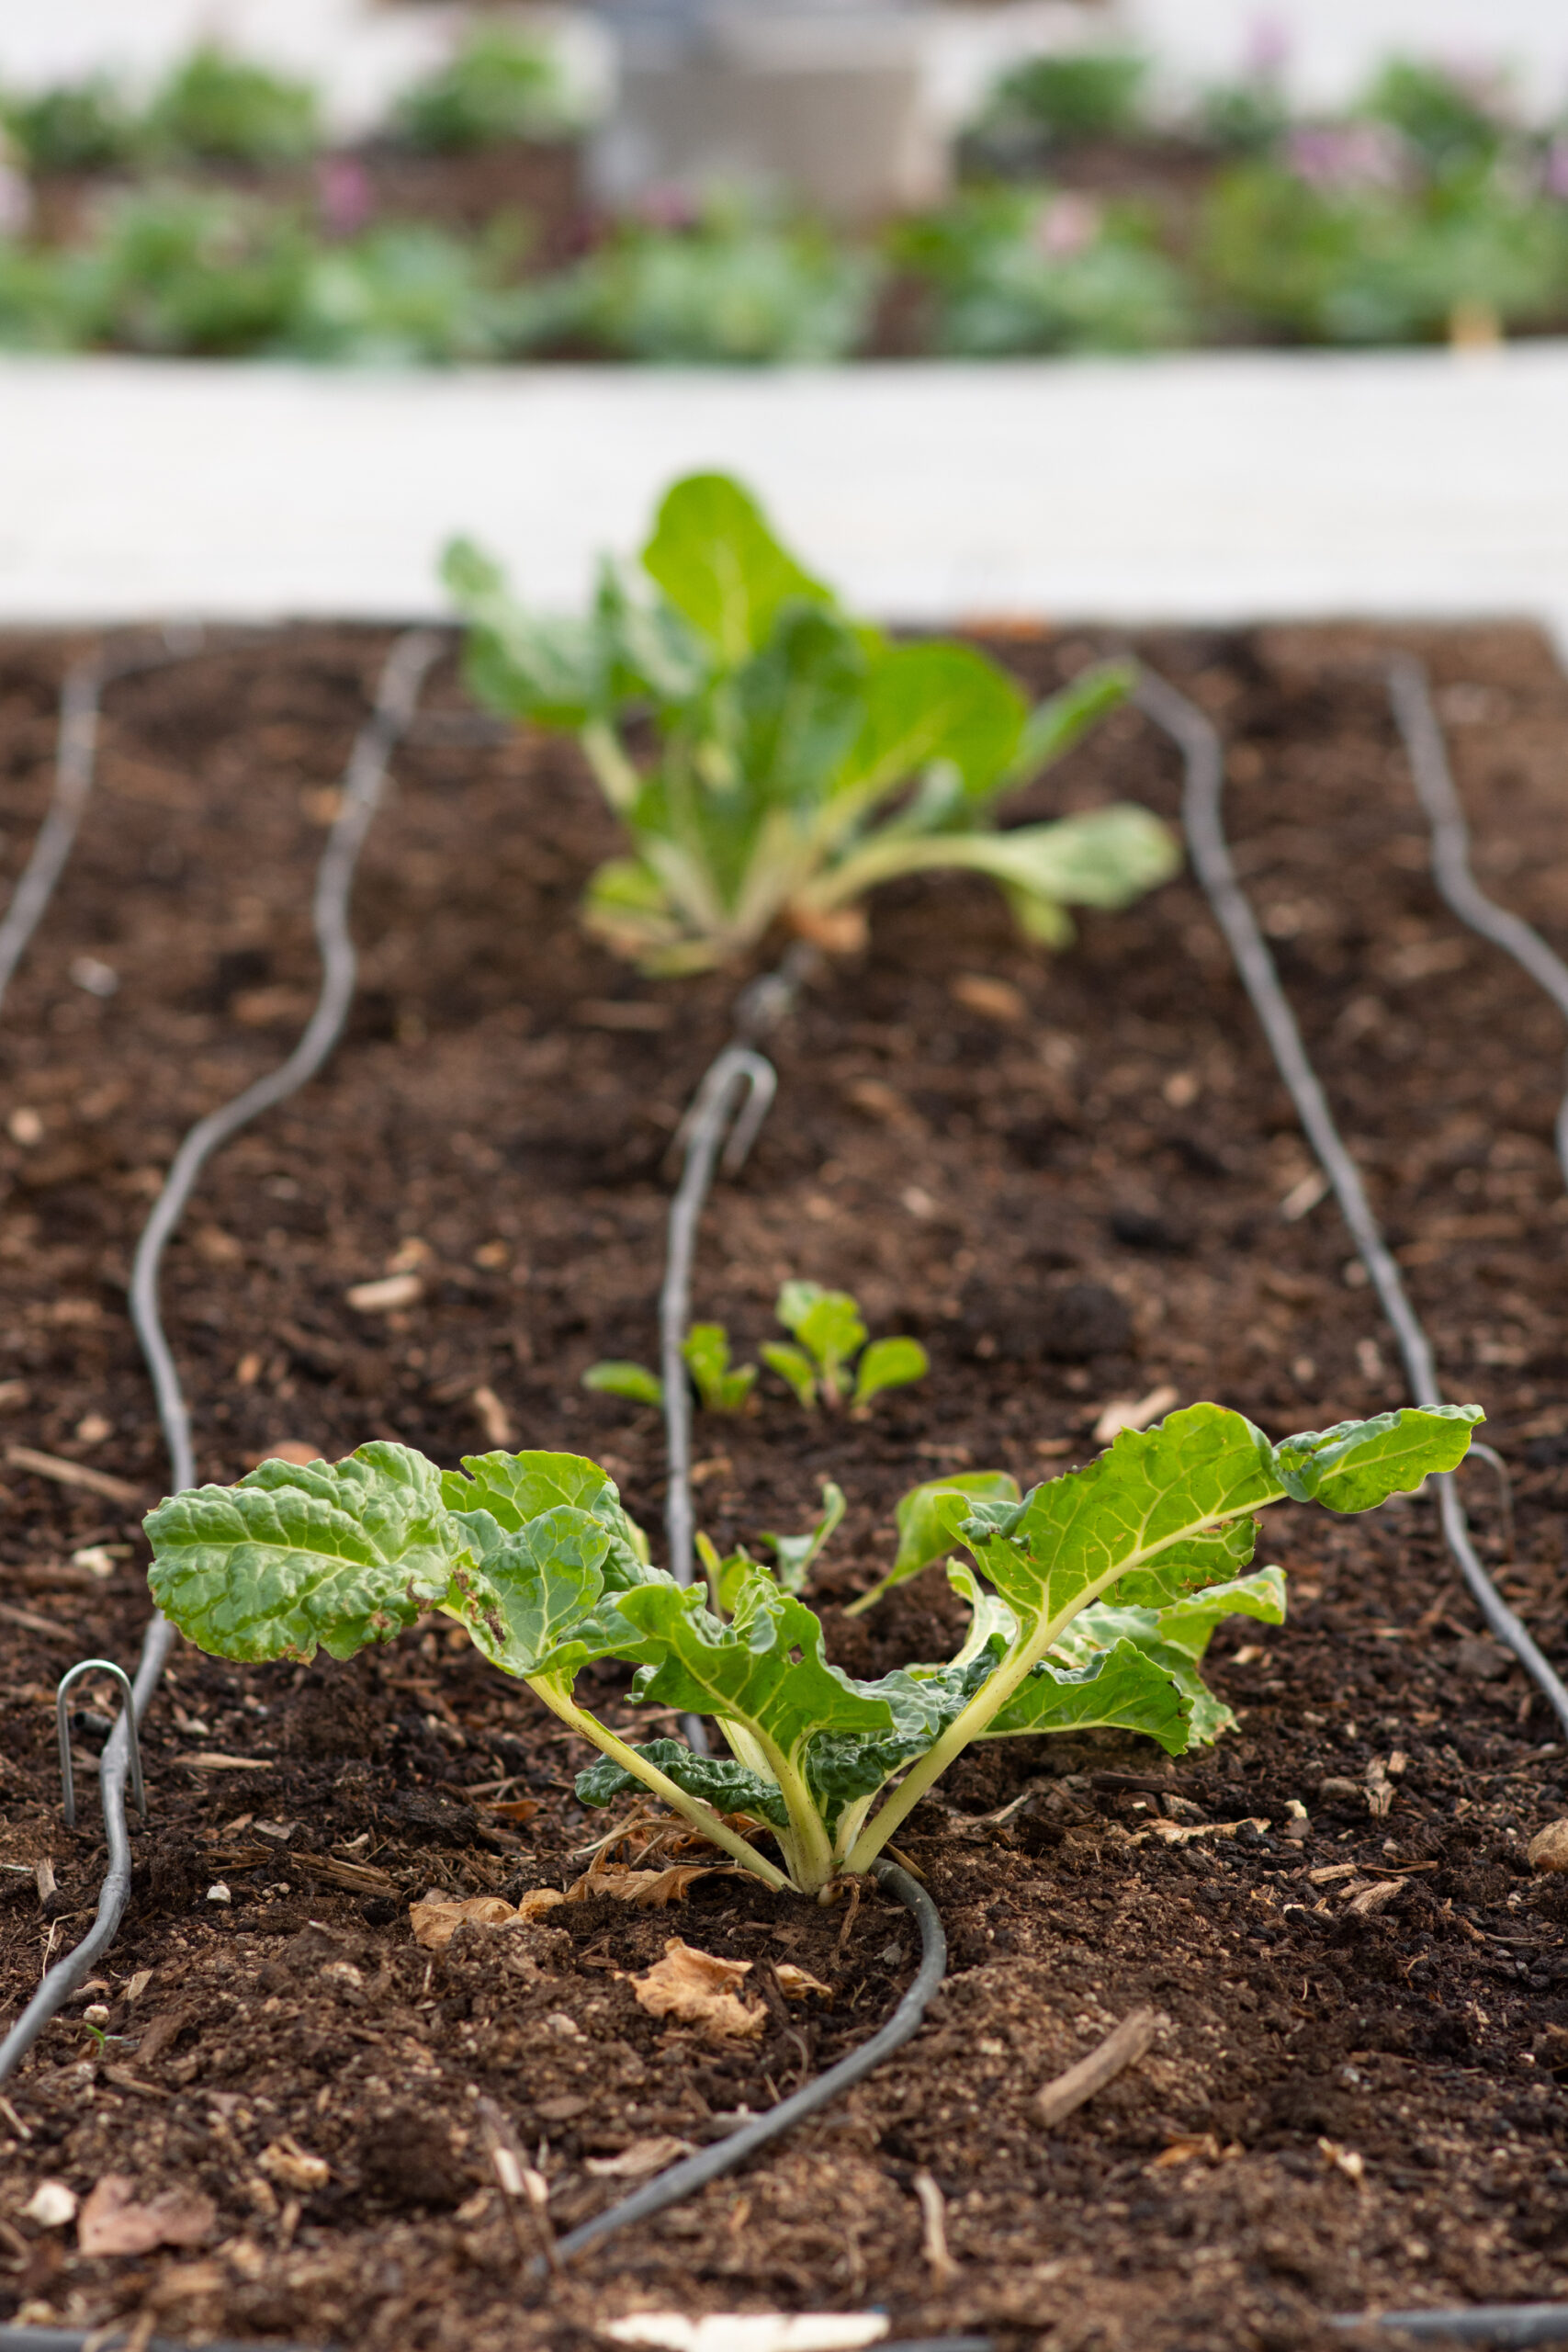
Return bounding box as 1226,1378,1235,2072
897,186,1191,356
525,196,881,365
393,24,574,153
144,45,321,166
446,471,1173,973
1,76,139,174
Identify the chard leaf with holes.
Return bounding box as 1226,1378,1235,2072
145,1442,473,1662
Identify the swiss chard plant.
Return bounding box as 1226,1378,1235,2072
145,1399,1480,1899
442,472,1177,973
583,1281,927,1416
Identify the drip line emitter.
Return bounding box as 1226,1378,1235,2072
0,643,1566,2350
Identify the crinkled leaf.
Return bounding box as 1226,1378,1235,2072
807,1653,998,1821
576,1738,791,1829
450,1502,629,1676
760,1340,818,1408
979,1636,1192,1754
1049,1567,1289,1748
642,473,831,667
442,1449,650,1589
145,1442,470,1663
617,1576,894,1785
946,1556,1020,1668
583,1359,665,1408
762,1481,844,1593
1273,1404,1483,1512
853,1336,929,1410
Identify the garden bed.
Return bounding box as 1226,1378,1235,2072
1,618,1568,2349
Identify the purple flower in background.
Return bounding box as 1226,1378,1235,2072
636,182,699,233
1285,121,1405,192
1544,139,1568,200
317,156,373,240
1034,192,1100,259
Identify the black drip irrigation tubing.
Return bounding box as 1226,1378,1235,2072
0,628,441,2096
1137,662,1568,2347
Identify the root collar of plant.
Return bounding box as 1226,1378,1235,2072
2,619,1568,2352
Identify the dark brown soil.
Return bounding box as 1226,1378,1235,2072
3,618,1568,2351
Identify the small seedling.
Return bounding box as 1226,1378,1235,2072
582,1283,925,1416
761,1281,927,1412
145,1399,1480,1899
444,472,1176,973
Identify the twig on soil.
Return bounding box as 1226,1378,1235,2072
833,1876,863,1957
479,2097,559,2276
1035,2008,1161,2129
5,1444,141,1504
0,1600,73,1642
913,2168,959,2288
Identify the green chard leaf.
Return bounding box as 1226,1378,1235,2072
1005,659,1138,787
641,473,831,667
1273,1404,1483,1511
852,1335,929,1410
582,1359,665,1408
846,1470,1020,1616
682,1323,757,1413
576,1738,791,1828
776,1280,865,1403
761,1341,818,1409
762,1480,845,1593
834,639,1027,808
980,1637,1193,1754
146,1442,471,1662
1046,1566,1288,1747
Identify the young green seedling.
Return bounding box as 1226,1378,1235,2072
145,1399,1480,1899
583,1323,756,1414
443,472,1178,973
761,1280,927,1412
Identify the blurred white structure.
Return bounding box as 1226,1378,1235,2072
1119,0,1568,118
2,344,1565,660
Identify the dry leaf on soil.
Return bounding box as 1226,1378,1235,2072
409,1888,564,1950
77,2174,216,2256
566,1861,732,1909
605,2315,888,2352
773,1962,832,2002
631,1939,766,2040
584,2134,694,2179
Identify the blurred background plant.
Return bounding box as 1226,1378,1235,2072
0,30,1562,365
142,45,322,168
529,190,882,364
895,185,1190,356
392,22,577,154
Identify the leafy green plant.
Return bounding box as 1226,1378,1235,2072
73,184,311,356
1361,57,1511,181
282,219,535,364
985,51,1149,150
2,75,139,174
1202,155,1568,344
761,1281,926,1412
393,24,573,153
445,472,1174,974
144,1400,1481,1898
896,186,1192,357
145,47,321,166
525,195,880,365
583,1283,925,1416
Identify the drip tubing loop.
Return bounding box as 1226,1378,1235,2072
1134,668,1568,1741
1334,2310,1568,2346
545,1859,943,2275
0,629,440,2089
